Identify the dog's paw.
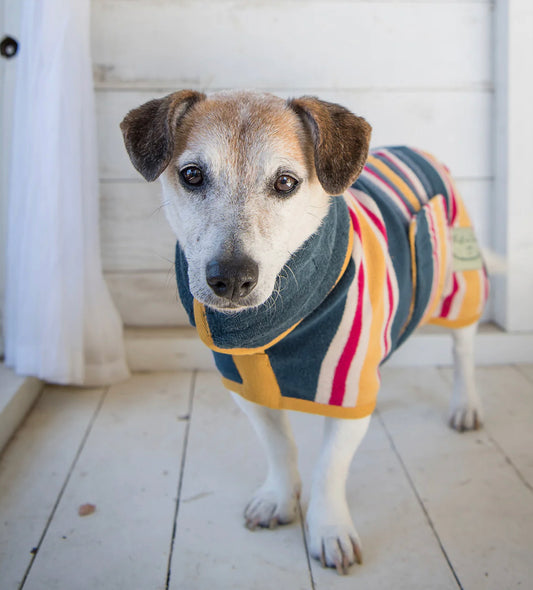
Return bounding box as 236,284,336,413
448,403,483,432
306,506,362,575
244,480,301,530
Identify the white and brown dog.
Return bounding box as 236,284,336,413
121,90,489,574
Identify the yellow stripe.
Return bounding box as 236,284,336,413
427,193,485,328
449,190,483,322
222,377,376,419
367,155,422,212
429,314,483,329
399,216,418,337
193,221,354,356
231,354,283,408
421,197,451,324
452,181,472,227
352,201,387,412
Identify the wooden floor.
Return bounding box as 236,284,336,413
1,365,532,590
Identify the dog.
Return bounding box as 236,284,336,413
120,90,488,575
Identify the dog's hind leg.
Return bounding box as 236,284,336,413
230,392,302,529
306,415,370,574
449,321,483,431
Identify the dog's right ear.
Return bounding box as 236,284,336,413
120,90,206,182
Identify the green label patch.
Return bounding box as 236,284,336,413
452,227,483,271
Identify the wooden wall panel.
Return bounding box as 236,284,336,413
105,271,188,326
93,0,494,327
91,0,491,90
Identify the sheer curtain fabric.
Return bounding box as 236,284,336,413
4,0,130,385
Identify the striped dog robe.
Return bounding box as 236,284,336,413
175,146,489,419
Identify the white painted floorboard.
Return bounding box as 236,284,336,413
1,366,532,589
0,386,105,589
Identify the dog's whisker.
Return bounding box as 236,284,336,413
150,200,171,217
156,254,177,267
283,262,299,290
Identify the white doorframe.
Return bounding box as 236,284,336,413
493,0,533,333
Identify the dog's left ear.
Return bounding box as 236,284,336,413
288,97,372,195
120,90,206,182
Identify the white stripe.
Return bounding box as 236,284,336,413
314,232,363,405
426,203,441,308
342,199,385,408
342,263,373,409
384,255,400,355
361,168,412,221
347,188,386,229
352,191,400,355
375,149,428,204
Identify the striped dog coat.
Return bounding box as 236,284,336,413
175,146,489,419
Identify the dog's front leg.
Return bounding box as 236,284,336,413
306,415,370,574
230,392,302,529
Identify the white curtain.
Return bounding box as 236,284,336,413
4,0,130,386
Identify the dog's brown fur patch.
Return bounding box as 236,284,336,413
120,90,206,181
120,90,371,198
178,92,311,178
288,97,372,195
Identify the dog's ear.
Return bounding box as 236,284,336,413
288,96,372,195
120,90,206,182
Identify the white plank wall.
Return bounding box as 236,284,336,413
92,0,494,327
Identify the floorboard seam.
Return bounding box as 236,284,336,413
486,365,533,494
165,370,197,590
376,410,464,590
486,429,533,494
514,364,533,386
297,501,317,590
17,386,110,589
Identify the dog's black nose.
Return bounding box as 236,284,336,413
206,257,259,301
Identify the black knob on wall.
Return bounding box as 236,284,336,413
1,36,18,58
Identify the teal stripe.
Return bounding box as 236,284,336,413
364,160,418,215
372,149,425,208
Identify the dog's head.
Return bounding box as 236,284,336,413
120,90,371,311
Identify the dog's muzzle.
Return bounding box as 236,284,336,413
206,256,259,303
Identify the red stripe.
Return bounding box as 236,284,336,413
328,208,365,406
437,160,457,224
426,207,439,300
365,168,412,218
329,260,365,406
440,274,459,318
348,206,362,240
450,184,457,225
374,149,426,204
354,197,388,243
383,273,394,355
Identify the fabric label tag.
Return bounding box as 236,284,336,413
452,227,483,271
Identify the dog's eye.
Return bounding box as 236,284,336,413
180,166,204,187
274,175,299,195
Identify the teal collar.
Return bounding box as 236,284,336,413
175,197,353,351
